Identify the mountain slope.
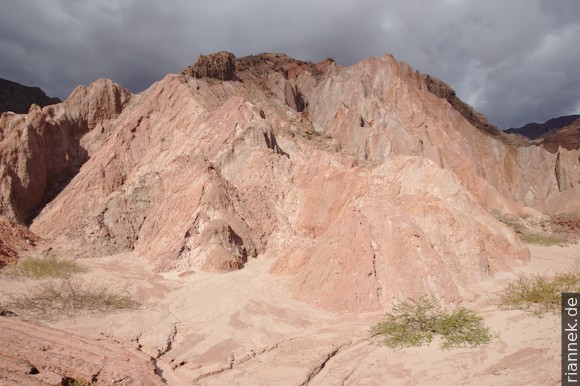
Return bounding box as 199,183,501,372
0,79,132,223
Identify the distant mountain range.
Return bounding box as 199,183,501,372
507,115,580,139
507,115,580,153
0,78,61,114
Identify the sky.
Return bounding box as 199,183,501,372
1,0,579,129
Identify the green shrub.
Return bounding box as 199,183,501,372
6,256,86,279
436,307,495,349
498,272,580,316
371,297,493,350
4,278,139,318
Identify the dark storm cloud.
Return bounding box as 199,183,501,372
1,0,578,129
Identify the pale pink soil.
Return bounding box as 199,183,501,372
1,242,573,385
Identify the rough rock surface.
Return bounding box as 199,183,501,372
0,78,61,114
0,316,164,385
1,52,580,313
181,51,237,81
0,78,132,222
540,116,580,153
0,216,39,268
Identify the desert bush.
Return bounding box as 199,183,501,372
371,297,493,350
61,378,90,386
6,255,86,279
3,278,139,318
498,272,580,316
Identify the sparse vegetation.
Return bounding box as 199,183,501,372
493,212,569,246
371,297,494,350
6,255,86,279
61,378,91,386
0,255,139,319
3,278,139,318
518,232,567,246
498,272,580,316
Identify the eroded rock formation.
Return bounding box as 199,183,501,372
0,317,164,385
181,51,237,81
540,116,580,153
1,52,580,312
0,79,131,222
0,217,39,268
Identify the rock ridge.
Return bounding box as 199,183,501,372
181,51,237,81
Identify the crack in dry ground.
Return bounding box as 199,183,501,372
299,339,353,386
190,336,300,384
157,323,179,358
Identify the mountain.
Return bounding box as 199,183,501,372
0,78,61,114
3,51,579,313
536,116,580,153
1,51,579,384
506,114,580,154
506,114,580,140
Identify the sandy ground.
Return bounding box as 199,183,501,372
1,243,576,385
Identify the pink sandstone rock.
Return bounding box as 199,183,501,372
1,52,579,312
0,317,164,385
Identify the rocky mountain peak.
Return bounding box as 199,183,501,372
236,52,334,80
181,51,237,81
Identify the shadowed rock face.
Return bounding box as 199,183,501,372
0,78,61,114
181,51,237,81
0,217,39,268
0,79,132,223
2,52,580,312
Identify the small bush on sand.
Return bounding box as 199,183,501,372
6,256,86,279
61,378,91,386
4,278,139,318
371,297,494,350
498,272,580,316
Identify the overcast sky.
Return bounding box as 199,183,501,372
1,0,579,129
